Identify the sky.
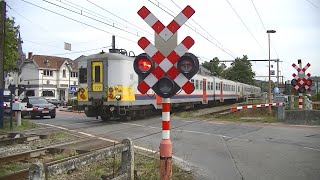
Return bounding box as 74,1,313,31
6,0,320,83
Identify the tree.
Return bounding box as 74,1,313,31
201,57,225,76
222,55,255,85
4,17,19,71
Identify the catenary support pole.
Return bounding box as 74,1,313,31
0,1,6,128
160,98,172,180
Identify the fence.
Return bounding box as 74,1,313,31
29,138,134,180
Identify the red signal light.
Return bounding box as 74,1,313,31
306,78,312,86
138,58,152,72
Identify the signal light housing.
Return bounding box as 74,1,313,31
306,78,312,86
298,86,306,93
133,53,154,79
177,53,199,80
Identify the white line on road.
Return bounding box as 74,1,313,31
303,146,320,152
35,122,195,167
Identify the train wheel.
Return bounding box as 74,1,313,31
100,106,110,121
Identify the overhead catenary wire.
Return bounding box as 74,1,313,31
58,0,153,38
6,3,69,44
42,0,141,38
169,0,237,57
51,46,111,56
86,0,153,37
305,0,319,8
250,0,279,59
147,0,236,59
225,0,266,55
20,0,136,43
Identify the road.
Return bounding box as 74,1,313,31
30,109,320,180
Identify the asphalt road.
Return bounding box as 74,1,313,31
30,109,320,180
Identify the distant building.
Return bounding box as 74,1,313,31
19,52,79,102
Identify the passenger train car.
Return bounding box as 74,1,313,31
77,51,261,121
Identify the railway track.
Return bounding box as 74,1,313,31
0,136,116,180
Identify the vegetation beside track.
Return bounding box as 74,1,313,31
202,108,278,123
0,118,37,133
50,152,194,180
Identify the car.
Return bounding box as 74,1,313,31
4,95,11,114
47,98,62,107
21,97,56,118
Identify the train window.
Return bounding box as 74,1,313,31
191,79,194,86
210,82,213,90
238,86,240,92
199,81,203,90
207,82,210,90
79,68,87,83
195,80,199,89
94,66,101,82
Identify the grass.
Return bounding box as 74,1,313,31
172,111,194,118
202,108,278,123
0,162,31,177
49,152,194,180
0,117,37,133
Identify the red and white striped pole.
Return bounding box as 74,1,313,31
298,93,303,110
160,98,172,179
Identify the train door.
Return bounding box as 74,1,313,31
91,62,103,92
220,81,224,102
202,78,207,104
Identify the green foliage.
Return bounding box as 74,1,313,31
312,92,320,101
222,55,255,85
4,17,19,71
201,57,225,76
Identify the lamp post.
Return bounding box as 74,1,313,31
41,72,44,96
267,30,276,114
65,62,72,103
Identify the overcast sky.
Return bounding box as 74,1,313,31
6,0,320,82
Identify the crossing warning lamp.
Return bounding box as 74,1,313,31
133,53,154,78
306,78,312,87
298,87,306,93
153,76,180,98
178,53,199,80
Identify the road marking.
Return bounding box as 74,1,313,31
36,122,195,167
303,146,320,152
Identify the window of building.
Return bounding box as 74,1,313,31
63,70,66,77
71,72,78,77
43,70,53,76
42,90,55,97
79,68,87,83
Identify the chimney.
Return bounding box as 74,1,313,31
28,52,33,59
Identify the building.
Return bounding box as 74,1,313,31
19,52,79,102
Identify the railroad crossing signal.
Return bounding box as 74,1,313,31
134,5,199,98
291,62,312,93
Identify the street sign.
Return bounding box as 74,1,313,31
134,6,199,98
70,86,77,92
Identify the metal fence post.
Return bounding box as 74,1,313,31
29,162,45,180
120,138,134,180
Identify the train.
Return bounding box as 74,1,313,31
76,50,261,121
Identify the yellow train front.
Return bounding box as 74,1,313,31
77,51,145,121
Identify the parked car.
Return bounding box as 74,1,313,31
47,98,62,107
21,97,56,118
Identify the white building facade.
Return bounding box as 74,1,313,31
18,53,78,102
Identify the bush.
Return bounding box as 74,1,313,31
312,92,320,101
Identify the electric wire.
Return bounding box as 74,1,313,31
305,0,319,8
225,0,266,55
86,0,153,36
58,0,153,38
6,3,68,43
42,0,140,38
51,46,111,56
20,0,136,43
147,0,236,58
250,0,279,59
169,0,237,57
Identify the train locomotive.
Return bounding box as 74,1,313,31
76,50,261,121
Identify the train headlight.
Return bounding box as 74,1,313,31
115,95,121,100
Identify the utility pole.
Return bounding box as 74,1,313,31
277,59,279,87
0,0,6,128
